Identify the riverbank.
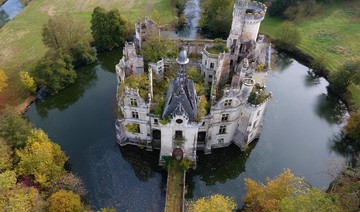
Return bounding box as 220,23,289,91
0,0,178,112
259,0,360,109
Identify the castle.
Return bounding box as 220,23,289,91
115,0,271,166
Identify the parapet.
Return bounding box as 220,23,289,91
244,1,267,22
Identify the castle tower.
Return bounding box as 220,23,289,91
227,0,249,49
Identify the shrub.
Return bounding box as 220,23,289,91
19,71,37,94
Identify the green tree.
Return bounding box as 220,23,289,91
0,68,8,92
19,71,37,94
344,109,360,141
48,189,83,212
0,108,33,149
0,170,17,191
279,188,341,212
198,0,234,38
31,51,77,95
328,60,360,94
141,32,178,63
16,129,68,187
42,14,95,66
91,7,128,51
188,194,236,212
275,21,302,50
0,139,12,171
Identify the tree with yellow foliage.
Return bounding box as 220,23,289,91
48,190,83,212
188,194,236,212
16,129,68,187
19,71,37,94
243,169,341,211
0,69,8,92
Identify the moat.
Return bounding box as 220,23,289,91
25,50,348,210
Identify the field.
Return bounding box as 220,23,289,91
0,0,177,110
259,0,360,108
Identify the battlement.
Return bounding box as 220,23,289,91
244,1,267,22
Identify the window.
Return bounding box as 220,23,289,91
218,138,224,144
253,121,257,129
136,124,140,133
257,110,261,116
154,119,158,124
210,62,214,69
224,99,232,107
219,125,226,134
175,131,183,139
209,75,213,79
132,111,139,119
221,114,229,122
205,60,207,66
130,98,137,106
202,122,205,126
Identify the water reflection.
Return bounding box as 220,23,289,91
315,93,347,125
330,133,360,162
34,66,98,118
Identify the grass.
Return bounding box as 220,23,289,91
0,0,177,110
165,159,184,212
260,0,360,108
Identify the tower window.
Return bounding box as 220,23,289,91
210,62,214,69
135,124,140,133
218,138,224,144
224,99,232,107
219,125,226,134
132,111,139,119
221,114,229,122
154,119,158,124
130,98,137,106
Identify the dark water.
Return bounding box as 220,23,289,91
26,51,347,210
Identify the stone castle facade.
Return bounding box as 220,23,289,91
115,0,271,165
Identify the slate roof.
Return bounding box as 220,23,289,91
162,50,198,121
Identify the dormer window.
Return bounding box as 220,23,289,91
130,98,137,106
224,99,232,107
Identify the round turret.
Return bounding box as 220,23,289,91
240,78,255,100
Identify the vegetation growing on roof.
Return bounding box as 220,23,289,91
248,84,270,105
124,73,149,101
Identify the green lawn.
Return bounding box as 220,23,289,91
0,0,177,109
260,0,360,108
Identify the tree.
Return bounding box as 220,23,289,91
198,0,234,38
19,71,37,94
188,194,236,212
49,173,87,198
0,184,45,212
243,169,304,211
0,108,33,149
243,169,341,211
275,21,302,50
48,190,83,212
141,32,178,63
91,7,129,51
279,188,341,211
0,170,17,191
328,60,360,94
42,14,95,66
31,51,77,95
0,139,12,171
0,68,8,92
16,129,68,187
344,109,360,141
